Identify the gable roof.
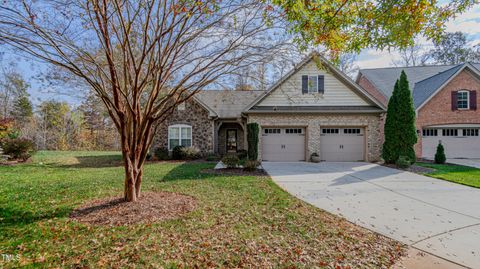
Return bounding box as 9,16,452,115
358,63,480,109
194,90,263,118
244,52,387,112
412,64,463,108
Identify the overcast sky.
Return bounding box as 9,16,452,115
2,3,480,106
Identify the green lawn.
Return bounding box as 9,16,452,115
417,162,480,188
1,151,403,268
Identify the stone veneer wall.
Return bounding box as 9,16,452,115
247,113,384,162
153,99,214,154
415,69,480,157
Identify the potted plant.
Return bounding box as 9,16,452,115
310,153,321,163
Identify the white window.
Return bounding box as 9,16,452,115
322,128,339,134
463,129,479,136
442,129,458,136
177,102,186,111
457,91,469,109
422,129,438,137
168,124,192,150
308,76,318,93
285,128,303,134
264,128,281,134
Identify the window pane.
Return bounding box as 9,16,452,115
169,127,179,139
181,127,192,139
181,139,191,147
169,139,179,150
457,91,469,109
308,76,318,93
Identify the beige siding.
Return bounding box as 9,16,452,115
258,61,370,106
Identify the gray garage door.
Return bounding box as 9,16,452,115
422,128,480,159
262,127,305,161
320,127,365,161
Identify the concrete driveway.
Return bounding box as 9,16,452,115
447,159,480,169
262,162,480,269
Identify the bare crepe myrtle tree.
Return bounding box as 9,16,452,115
0,0,291,201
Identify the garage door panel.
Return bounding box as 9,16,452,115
320,128,365,162
262,128,305,162
422,129,480,159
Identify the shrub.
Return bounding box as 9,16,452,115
247,123,259,160
222,154,240,168
244,160,260,171
434,142,446,164
236,149,248,160
206,152,219,162
396,155,411,169
171,145,186,160
154,147,169,160
1,138,35,161
181,146,201,160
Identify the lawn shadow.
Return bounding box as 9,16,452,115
54,154,124,168
0,206,72,227
162,161,235,182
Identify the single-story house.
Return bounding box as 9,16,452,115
154,53,386,162
357,63,480,159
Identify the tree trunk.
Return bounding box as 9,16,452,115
122,141,146,202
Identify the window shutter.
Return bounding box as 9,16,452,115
470,90,477,110
451,91,458,111
318,75,325,94
302,75,308,94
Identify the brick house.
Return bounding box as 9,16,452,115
153,53,386,162
357,63,480,159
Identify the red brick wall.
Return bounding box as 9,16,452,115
357,74,388,106
415,69,480,157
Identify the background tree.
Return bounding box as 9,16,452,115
382,71,417,164
78,90,119,150
0,68,30,119
274,1,475,56
0,0,474,202
335,53,359,78
393,44,430,67
430,32,479,64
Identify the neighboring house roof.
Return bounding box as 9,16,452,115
412,64,463,108
358,63,480,109
244,52,387,112
194,90,263,119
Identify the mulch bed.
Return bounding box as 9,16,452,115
383,163,436,174
201,168,268,176
70,192,196,226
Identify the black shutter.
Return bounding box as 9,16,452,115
451,91,458,111
470,90,477,110
302,75,308,94
318,75,325,94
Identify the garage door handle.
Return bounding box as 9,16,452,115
281,145,286,149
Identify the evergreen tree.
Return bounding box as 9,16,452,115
434,142,446,164
12,95,33,123
382,71,417,163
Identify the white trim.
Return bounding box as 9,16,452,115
416,63,480,112
423,123,480,128
168,124,192,150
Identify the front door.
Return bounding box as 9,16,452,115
226,129,237,152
